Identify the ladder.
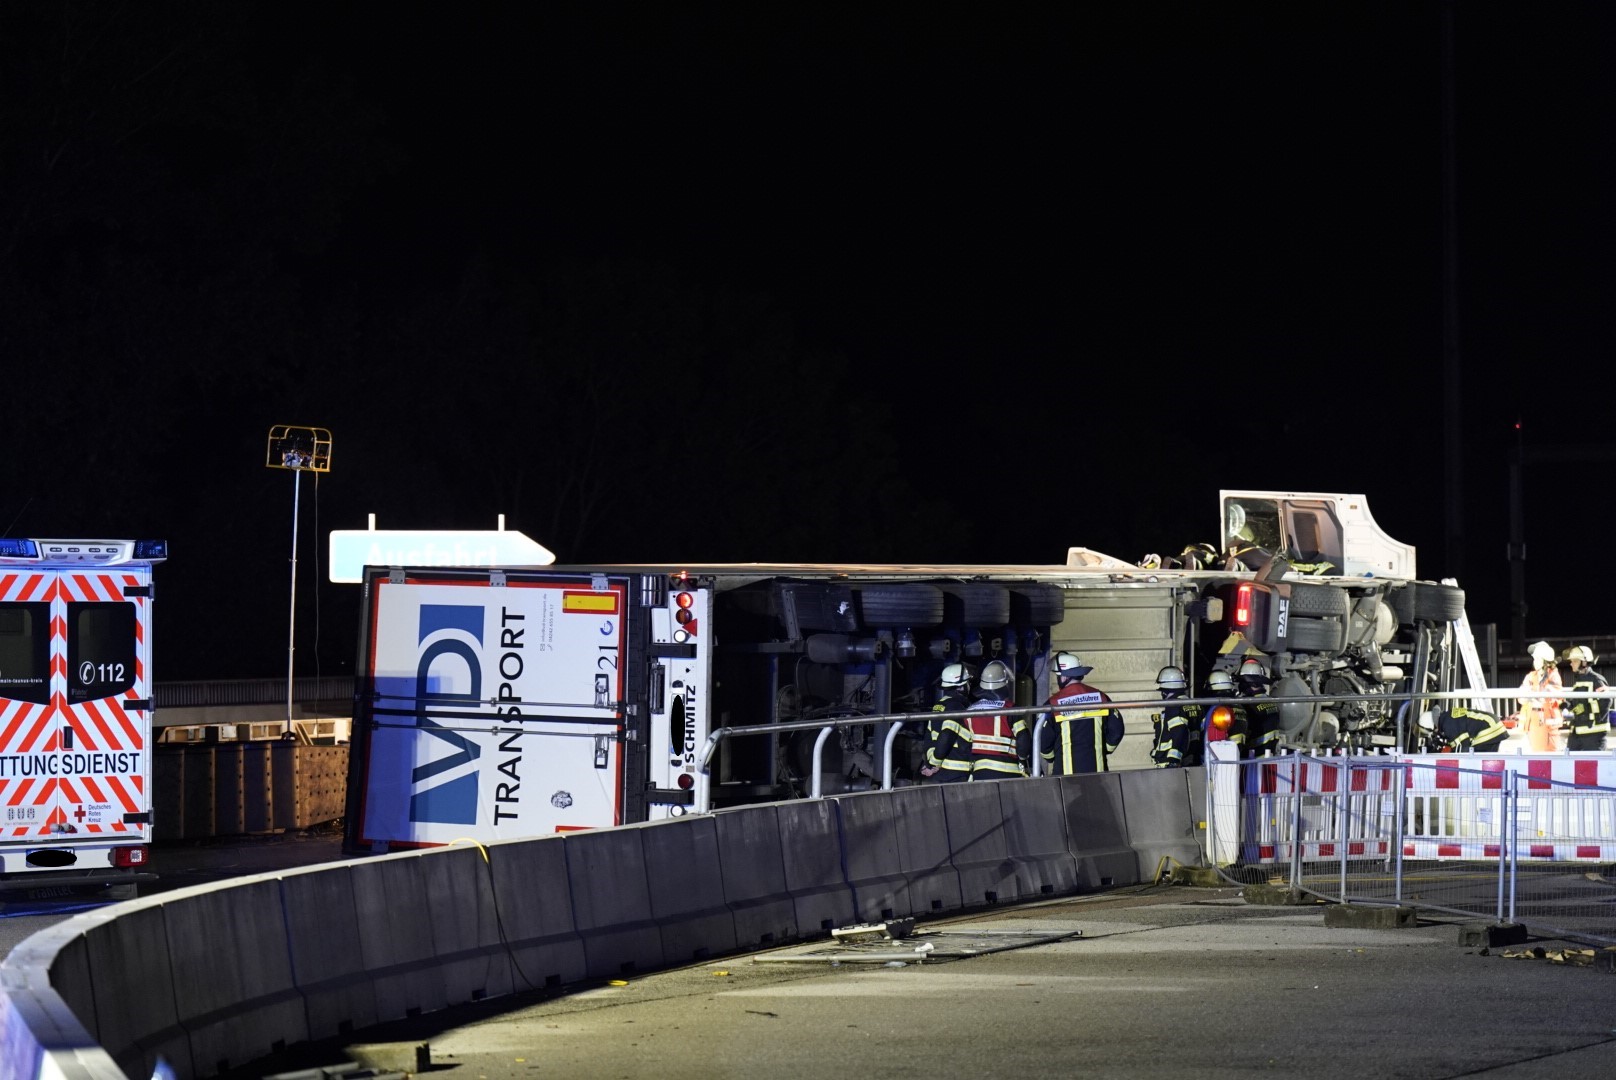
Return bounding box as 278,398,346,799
1443,577,1490,710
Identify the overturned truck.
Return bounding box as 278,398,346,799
345,491,1472,849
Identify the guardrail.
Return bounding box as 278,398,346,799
153,676,354,715
696,685,1613,813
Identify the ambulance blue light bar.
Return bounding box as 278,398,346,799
0,540,168,565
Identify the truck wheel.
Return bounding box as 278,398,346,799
775,582,860,634
1008,584,1066,626
939,583,1011,627
1286,582,1349,618
1286,615,1345,653
1390,583,1465,626
855,585,945,628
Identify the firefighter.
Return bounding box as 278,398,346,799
1038,652,1124,774
1519,641,1563,753
1203,668,1248,754
1237,657,1282,757
1561,645,1610,751
1150,665,1192,767
1427,705,1508,752
961,660,1029,780
920,663,974,783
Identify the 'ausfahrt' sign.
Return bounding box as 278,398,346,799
327,529,556,583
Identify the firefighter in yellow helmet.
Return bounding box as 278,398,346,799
1561,645,1610,751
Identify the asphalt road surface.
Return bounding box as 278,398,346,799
221,877,1616,1080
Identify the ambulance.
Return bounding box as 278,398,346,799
0,539,165,901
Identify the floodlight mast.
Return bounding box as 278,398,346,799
265,424,333,740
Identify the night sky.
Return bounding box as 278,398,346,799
3,3,1614,680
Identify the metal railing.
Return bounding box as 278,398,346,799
1209,750,1616,945
153,675,355,709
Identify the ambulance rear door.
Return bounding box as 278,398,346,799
0,540,160,887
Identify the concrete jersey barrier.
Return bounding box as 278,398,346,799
0,768,1207,1079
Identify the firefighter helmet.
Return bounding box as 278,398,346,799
979,660,1012,691
1207,669,1236,694
1156,665,1187,691
1053,652,1092,681
1529,641,1555,667
1238,658,1270,684
940,663,971,689
1568,645,1594,665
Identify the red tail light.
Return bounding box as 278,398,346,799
1233,583,1253,628
112,846,147,867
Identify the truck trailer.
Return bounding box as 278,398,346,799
343,492,1476,852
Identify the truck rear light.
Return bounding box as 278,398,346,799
112,846,147,868
1206,705,1234,742
1232,584,1253,628
677,772,694,790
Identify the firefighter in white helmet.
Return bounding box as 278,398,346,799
920,663,975,783
1519,641,1563,753
1038,652,1124,774
1237,657,1281,758
1202,668,1248,754
1561,645,1610,751
959,660,1030,780
1150,665,1192,768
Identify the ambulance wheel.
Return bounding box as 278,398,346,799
1286,615,1345,653
1286,582,1349,618
1009,584,1066,626
855,585,945,628
939,583,1011,627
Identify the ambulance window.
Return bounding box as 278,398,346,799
67,602,137,703
0,603,50,705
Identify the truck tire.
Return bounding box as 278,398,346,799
1286,582,1349,618
1286,615,1345,653
1008,584,1066,626
939,583,1011,627
1390,583,1465,626
855,585,945,628
775,582,860,634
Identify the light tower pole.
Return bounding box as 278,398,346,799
265,426,333,739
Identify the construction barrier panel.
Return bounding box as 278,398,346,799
564,823,667,979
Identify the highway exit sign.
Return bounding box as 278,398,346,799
328,528,556,583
